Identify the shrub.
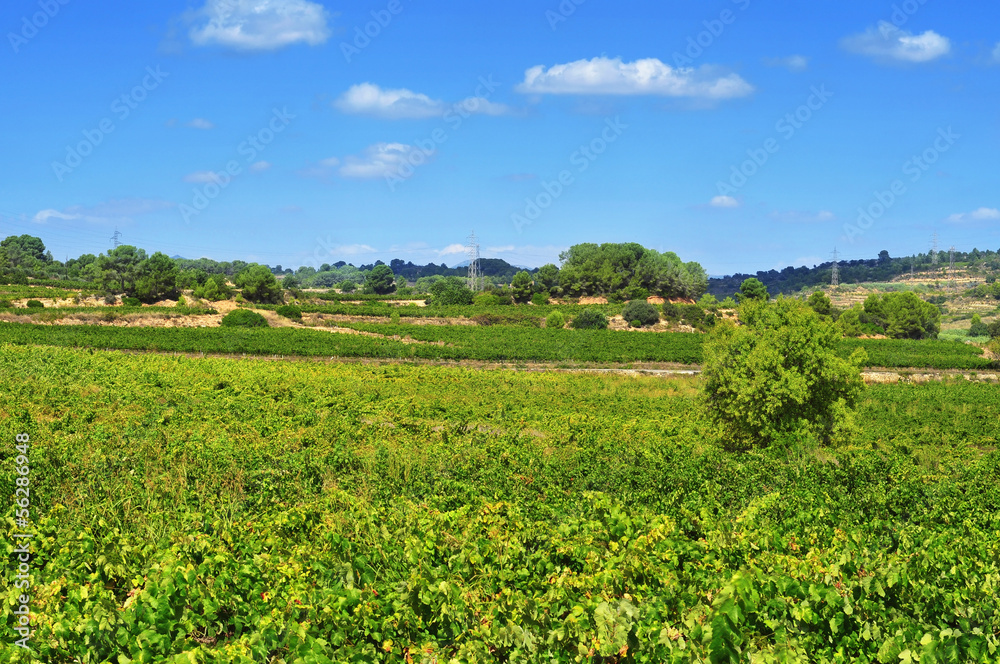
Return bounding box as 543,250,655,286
532,292,550,306
622,300,660,327
176,295,187,307
662,302,680,321
0,299,11,308
969,314,988,337
391,310,401,325
104,294,117,305
571,309,608,330
276,305,302,321
680,304,705,326
703,298,866,451
428,277,475,306
122,297,142,307
988,320,1000,339
26,300,44,309
220,309,269,328
546,311,566,329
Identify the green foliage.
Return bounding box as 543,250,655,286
510,270,534,303
176,295,187,307
428,276,475,306
558,242,708,300
338,280,357,293
3,346,1000,662
545,311,566,329
698,293,718,308
571,309,609,330
220,309,269,328
719,296,737,308
861,292,942,339
969,314,989,337
234,265,283,304
282,273,300,290
988,320,1000,339
276,304,303,321
622,300,660,327
737,277,768,302
192,273,234,301
703,298,866,450
531,292,550,306
535,263,560,294
365,264,397,295
133,251,179,302
662,302,680,321
807,290,833,316
0,299,11,308
121,297,141,307
26,299,45,308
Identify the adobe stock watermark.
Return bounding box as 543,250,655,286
11,432,33,650
385,75,500,192
51,66,169,183
512,116,628,234
844,127,959,243
179,107,295,224
341,0,406,63
7,0,70,54
671,0,752,67
879,0,933,36
715,84,833,199
546,0,588,30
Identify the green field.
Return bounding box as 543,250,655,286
2,344,999,662
1,320,994,370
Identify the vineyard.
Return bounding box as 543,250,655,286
2,344,999,662
0,320,994,370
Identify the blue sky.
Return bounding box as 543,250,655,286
1,0,998,275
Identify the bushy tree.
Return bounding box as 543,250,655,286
736,278,768,303
969,314,989,337
428,276,474,305
89,245,147,294
703,298,866,451
235,265,283,303
535,263,560,294
571,309,609,330
557,243,707,300
807,291,832,316
545,311,566,329
862,292,940,339
193,273,233,301
366,265,396,295
510,271,534,303
220,309,269,328
622,300,660,327
133,252,178,302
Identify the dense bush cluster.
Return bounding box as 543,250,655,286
220,309,269,328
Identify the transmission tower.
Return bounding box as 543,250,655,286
949,246,956,274
931,232,939,265
830,248,840,287
110,227,122,248
466,231,481,291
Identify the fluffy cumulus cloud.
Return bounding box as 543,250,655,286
334,84,444,119
709,195,740,208
334,83,514,120
841,23,950,63
337,143,419,179
188,0,330,51
763,55,809,72
438,244,467,256
947,207,1000,223
516,57,753,99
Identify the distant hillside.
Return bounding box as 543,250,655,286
708,248,1000,298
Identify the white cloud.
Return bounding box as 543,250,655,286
337,143,419,179
763,55,809,72
186,118,215,130
334,83,515,120
33,199,174,225
249,160,271,173
438,244,467,256
487,245,516,253
946,207,1000,223
842,23,951,63
188,0,330,51
335,244,378,256
710,195,740,208
32,209,78,223
993,42,1000,63
335,83,443,119
516,57,754,99
183,170,225,184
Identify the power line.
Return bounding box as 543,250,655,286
830,248,839,287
